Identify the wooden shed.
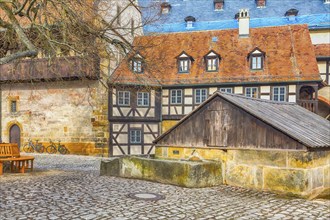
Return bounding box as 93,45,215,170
154,91,330,151
154,92,330,198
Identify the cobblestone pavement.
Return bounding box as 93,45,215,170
0,154,329,220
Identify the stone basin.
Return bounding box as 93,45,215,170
100,156,222,188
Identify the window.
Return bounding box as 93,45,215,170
171,89,183,104
177,52,193,73
219,88,233,93
273,86,286,102
214,0,224,11
206,58,218,71
137,92,149,106
204,51,220,71
130,130,142,144
179,59,189,73
249,48,265,70
325,0,330,4
251,55,263,70
195,89,208,104
132,60,143,73
10,100,17,113
118,91,130,106
245,87,258,98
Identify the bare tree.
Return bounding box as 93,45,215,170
0,0,160,66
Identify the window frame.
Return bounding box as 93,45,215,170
137,92,150,107
219,88,233,93
272,86,287,102
132,59,143,73
117,91,130,106
10,100,17,113
130,129,142,144
170,89,183,105
250,54,263,70
206,56,219,72
194,88,208,104
178,58,190,73
245,87,259,98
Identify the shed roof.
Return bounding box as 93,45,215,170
154,92,330,149
110,24,320,86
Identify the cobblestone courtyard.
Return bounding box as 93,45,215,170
0,154,329,220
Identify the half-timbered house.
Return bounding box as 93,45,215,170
109,22,322,156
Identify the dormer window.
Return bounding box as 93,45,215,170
256,0,266,8
248,48,265,70
325,0,330,4
161,2,171,14
133,60,142,73
176,51,194,73
285,9,298,21
214,0,224,11
204,50,221,72
131,53,144,73
184,16,196,29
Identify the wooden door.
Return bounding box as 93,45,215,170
9,125,21,148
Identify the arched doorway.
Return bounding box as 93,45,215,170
9,124,21,148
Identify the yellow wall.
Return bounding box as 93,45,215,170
155,146,330,198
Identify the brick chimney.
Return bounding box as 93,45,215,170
238,9,250,37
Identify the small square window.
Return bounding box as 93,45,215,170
118,91,130,106
130,130,142,144
137,92,149,106
273,86,286,102
171,89,183,104
219,88,233,93
195,89,208,104
11,100,17,113
245,87,258,98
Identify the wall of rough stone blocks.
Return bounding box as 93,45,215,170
155,146,330,198
1,80,109,156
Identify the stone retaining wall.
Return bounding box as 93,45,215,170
155,146,330,198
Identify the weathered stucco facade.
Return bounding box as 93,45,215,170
1,80,109,156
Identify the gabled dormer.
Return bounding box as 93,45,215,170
256,0,266,8
248,48,265,70
214,0,224,11
131,53,144,73
176,51,194,73
204,50,221,72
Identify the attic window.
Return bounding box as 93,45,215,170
324,0,330,4
256,0,266,8
204,50,220,72
184,16,196,28
131,53,144,73
214,0,224,11
248,48,265,70
161,2,171,14
285,8,299,16
177,52,194,73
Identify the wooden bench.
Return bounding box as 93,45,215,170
0,143,34,175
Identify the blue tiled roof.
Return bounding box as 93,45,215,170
139,0,330,33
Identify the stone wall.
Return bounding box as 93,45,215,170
155,146,330,198
1,80,109,156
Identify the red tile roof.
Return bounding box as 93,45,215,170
314,44,330,57
110,24,321,86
